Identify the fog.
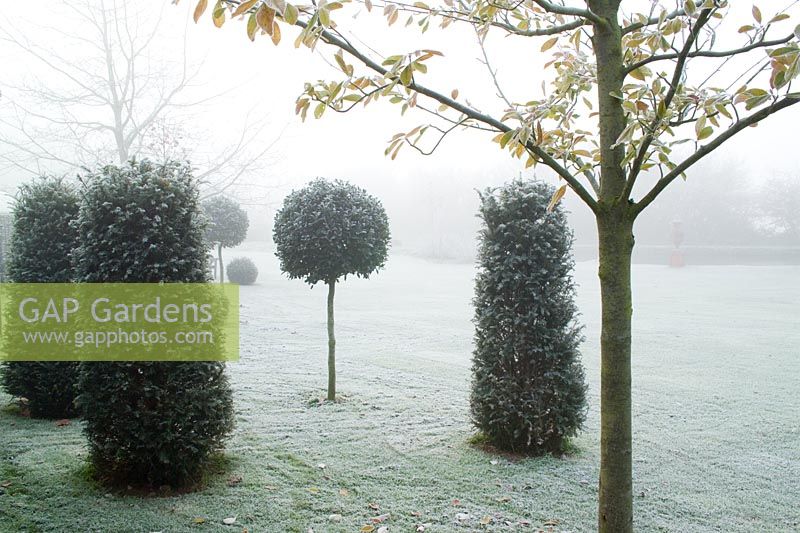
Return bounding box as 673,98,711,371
1,0,798,263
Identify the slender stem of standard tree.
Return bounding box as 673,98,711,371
597,209,635,533
217,242,224,283
326,278,336,401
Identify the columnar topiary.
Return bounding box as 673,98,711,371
226,256,258,285
74,160,234,488
0,177,80,419
471,179,587,454
273,178,390,401
202,196,249,283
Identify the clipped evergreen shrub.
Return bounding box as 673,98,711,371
226,256,258,285
273,178,390,401
74,160,234,489
471,179,587,454
0,177,80,419
202,196,249,283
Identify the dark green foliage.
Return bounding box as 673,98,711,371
77,361,233,487
273,178,390,285
0,177,80,419
202,196,249,249
73,161,208,282
73,160,234,488
471,179,587,454
226,256,258,285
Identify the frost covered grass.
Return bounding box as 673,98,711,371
1,246,799,532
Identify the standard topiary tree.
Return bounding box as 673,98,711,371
0,177,80,419
471,179,587,455
273,178,390,401
202,196,249,283
226,256,258,285
73,160,234,489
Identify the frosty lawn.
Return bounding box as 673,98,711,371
1,247,799,532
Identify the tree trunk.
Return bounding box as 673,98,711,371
326,279,336,401
217,242,224,283
597,208,635,533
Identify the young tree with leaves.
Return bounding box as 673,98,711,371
202,195,250,283
273,179,390,401
193,1,800,530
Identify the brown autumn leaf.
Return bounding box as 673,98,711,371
368,502,380,510
227,474,243,487
193,0,208,23
54,419,71,427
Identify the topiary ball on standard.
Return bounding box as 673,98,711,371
73,160,234,489
471,179,587,455
202,196,249,283
0,177,80,419
273,178,390,401
226,256,258,285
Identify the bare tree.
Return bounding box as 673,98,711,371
0,0,280,198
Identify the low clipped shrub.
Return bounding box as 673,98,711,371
226,256,258,285
74,160,234,489
0,177,80,419
471,179,587,454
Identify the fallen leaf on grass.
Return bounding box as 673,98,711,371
222,517,237,525
496,495,511,503
307,487,320,494
410,511,421,517
368,502,380,510
371,513,390,523
451,498,461,506
543,518,560,526
480,515,492,525
0,481,11,488
54,419,71,427
338,488,349,497
360,525,375,533
192,517,206,524
227,475,243,487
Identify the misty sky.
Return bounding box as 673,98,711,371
1,1,798,249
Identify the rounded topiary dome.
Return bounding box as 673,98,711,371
226,256,258,285
273,178,390,285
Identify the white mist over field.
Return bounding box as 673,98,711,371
1,1,798,261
